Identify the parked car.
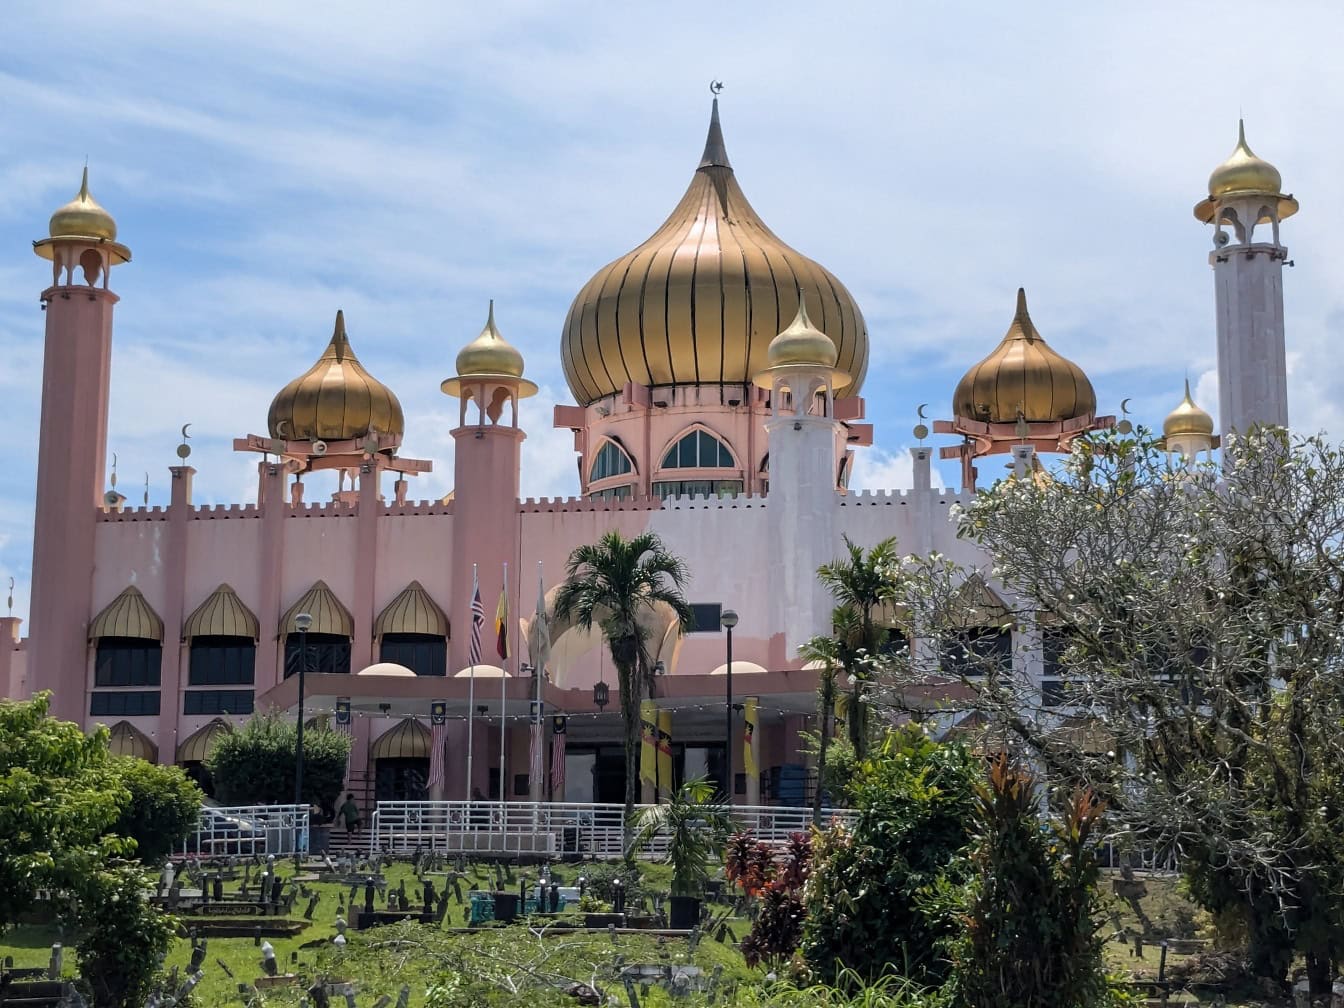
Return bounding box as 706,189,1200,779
184,807,265,855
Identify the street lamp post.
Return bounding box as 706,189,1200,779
720,609,739,803
293,612,312,862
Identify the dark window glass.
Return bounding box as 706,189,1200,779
1043,627,1074,679
661,431,734,469
380,633,447,677
189,636,256,685
941,627,1012,677
689,603,723,633
94,637,162,687
652,479,743,500
879,629,910,657
284,632,351,677
1042,680,1068,707
589,441,634,482
90,690,160,716
588,485,633,502
184,690,254,715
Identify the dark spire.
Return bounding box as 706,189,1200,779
698,98,732,170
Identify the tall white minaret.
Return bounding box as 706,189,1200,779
1194,121,1297,436
754,298,849,655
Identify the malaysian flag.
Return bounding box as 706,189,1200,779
550,717,566,794
427,700,448,793
468,575,485,666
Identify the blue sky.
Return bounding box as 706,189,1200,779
3,2,1343,621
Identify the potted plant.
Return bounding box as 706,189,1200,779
627,777,733,930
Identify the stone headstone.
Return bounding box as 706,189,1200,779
48,943,62,980
395,985,409,1008
161,862,176,895
212,876,224,901
363,883,375,916
259,941,277,977
304,894,319,920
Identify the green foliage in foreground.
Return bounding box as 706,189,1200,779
106,756,201,865
207,709,351,807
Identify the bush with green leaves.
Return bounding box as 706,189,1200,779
206,709,351,807
106,756,201,865
801,728,978,988
577,860,645,906
70,863,177,1008
946,756,1116,1008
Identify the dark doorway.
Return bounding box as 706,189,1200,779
374,757,429,801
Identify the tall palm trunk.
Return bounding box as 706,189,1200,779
617,657,640,827
813,705,831,826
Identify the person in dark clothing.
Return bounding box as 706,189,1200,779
339,793,362,835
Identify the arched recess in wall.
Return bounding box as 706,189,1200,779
653,426,743,500
183,584,259,716
281,581,353,677
375,581,449,677
89,586,165,719
176,717,233,796
370,718,431,802
938,573,1013,679
587,437,637,501
107,719,157,761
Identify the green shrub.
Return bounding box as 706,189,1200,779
578,861,644,906
206,710,351,808
801,728,978,987
68,864,176,1008
107,757,201,865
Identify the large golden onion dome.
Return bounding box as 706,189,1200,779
561,100,867,405
1208,120,1282,198
49,167,117,241
268,311,405,442
1163,379,1215,438
953,289,1096,425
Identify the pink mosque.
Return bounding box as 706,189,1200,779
0,104,1295,811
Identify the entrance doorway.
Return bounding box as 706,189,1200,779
374,757,429,801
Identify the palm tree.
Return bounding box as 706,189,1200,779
554,530,694,821
627,777,732,896
799,605,863,825
816,536,900,761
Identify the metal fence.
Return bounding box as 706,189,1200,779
370,801,855,857
177,804,310,859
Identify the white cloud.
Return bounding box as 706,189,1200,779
849,446,947,492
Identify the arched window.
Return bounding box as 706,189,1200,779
660,429,735,469
590,440,634,482
90,587,164,717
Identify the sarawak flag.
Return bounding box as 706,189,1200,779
639,700,657,785
495,587,509,660
742,697,759,779
656,709,673,793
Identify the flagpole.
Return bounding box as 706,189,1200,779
499,561,509,833
466,564,477,801
534,561,544,805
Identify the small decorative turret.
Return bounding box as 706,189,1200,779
1162,379,1218,464
49,167,118,242
1194,120,1297,244
754,296,849,408
442,302,537,411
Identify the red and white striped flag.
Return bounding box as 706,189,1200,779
528,721,543,791
550,718,566,794
468,577,485,666
427,701,448,793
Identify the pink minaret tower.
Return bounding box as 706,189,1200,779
441,302,537,675
29,169,131,722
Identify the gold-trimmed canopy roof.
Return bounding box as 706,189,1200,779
184,584,260,641
281,581,354,637
371,718,430,760
107,720,157,761
953,289,1096,425
1163,379,1215,439
561,99,867,405
49,167,118,242
375,581,449,639
268,311,405,442
90,586,164,641
177,718,232,763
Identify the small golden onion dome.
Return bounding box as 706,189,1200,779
49,167,117,241
267,310,405,443
1208,120,1282,198
953,288,1096,425
456,300,525,379
561,99,868,405
767,297,838,369
1163,379,1215,438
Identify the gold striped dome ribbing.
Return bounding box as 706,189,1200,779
561,100,868,405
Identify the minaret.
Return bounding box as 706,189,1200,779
441,303,537,675
29,169,132,722
1161,380,1218,468
753,297,848,657
1194,121,1297,436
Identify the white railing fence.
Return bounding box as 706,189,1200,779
178,804,310,859
370,801,855,858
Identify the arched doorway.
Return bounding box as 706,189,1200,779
370,718,430,802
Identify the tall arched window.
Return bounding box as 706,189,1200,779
590,440,634,481
660,429,735,469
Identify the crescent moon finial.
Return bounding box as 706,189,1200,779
181,423,192,440
916,403,928,420
1120,398,1132,415
709,80,724,96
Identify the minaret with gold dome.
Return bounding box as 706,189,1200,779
441,302,536,678
27,168,133,721
1194,120,1296,436
1162,379,1218,466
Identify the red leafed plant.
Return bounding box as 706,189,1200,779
726,829,813,967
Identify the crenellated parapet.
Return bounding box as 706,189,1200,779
382,499,455,517
519,495,666,514
841,488,969,507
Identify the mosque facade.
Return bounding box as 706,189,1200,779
0,104,1295,809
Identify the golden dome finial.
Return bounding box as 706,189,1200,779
456,300,526,379
766,294,839,369
267,311,405,443
1163,378,1215,438
952,287,1097,425
49,165,118,241
1207,119,1283,199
